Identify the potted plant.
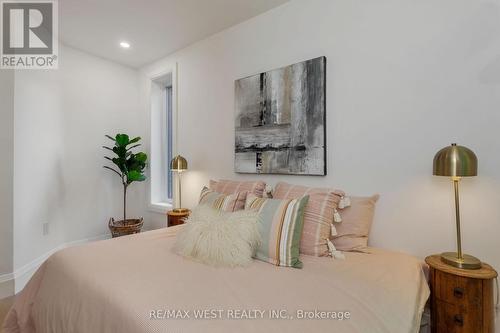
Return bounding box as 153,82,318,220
103,133,147,237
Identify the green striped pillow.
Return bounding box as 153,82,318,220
199,187,247,212
245,193,309,268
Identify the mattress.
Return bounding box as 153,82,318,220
3,225,429,333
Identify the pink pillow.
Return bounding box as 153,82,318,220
272,182,345,256
198,187,247,212
331,195,379,252
209,179,266,198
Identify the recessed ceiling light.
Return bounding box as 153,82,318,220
120,41,130,49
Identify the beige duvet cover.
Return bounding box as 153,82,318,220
3,225,429,333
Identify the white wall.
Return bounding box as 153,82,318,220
0,69,14,296
142,0,500,270
13,45,146,279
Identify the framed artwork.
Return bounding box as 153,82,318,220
235,56,326,175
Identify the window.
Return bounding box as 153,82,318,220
165,86,173,200
149,70,175,213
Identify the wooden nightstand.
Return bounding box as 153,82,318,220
425,255,497,333
167,210,190,227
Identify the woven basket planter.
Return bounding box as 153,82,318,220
109,217,144,238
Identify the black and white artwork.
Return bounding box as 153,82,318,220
235,56,326,175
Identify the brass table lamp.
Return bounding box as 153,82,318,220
433,143,481,269
170,155,188,213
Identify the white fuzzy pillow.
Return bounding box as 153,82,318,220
174,205,261,267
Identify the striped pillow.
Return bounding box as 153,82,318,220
209,179,266,197
198,187,247,212
245,193,309,268
273,182,345,257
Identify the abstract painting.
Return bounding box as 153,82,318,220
235,56,326,175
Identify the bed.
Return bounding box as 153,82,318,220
3,225,429,333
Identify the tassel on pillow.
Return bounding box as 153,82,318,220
264,185,274,199
333,209,342,223
326,239,345,260
338,195,352,209
338,197,345,209
330,223,337,237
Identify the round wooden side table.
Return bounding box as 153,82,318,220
425,255,497,333
167,210,190,227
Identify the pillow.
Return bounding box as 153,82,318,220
198,187,247,212
210,179,266,197
245,193,309,268
272,182,345,257
331,195,380,252
174,206,261,267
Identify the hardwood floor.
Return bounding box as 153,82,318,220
0,296,14,333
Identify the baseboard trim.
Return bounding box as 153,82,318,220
0,279,14,299
0,272,14,285
0,233,110,297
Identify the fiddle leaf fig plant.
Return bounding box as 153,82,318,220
103,134,148,221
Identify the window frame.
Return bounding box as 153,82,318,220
165,85,173,200
148,68,176,214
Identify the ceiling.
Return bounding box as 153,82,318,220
59,0,289,68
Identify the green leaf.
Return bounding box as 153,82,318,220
126,155,144,173
128,137,141,145
112,146,127,158
112,157,127,173
115,134,129,147
105,135,115,141
127,170,146,183
135,152,147,163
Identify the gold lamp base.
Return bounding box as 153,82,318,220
172,208,189,214
440,252,482,270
